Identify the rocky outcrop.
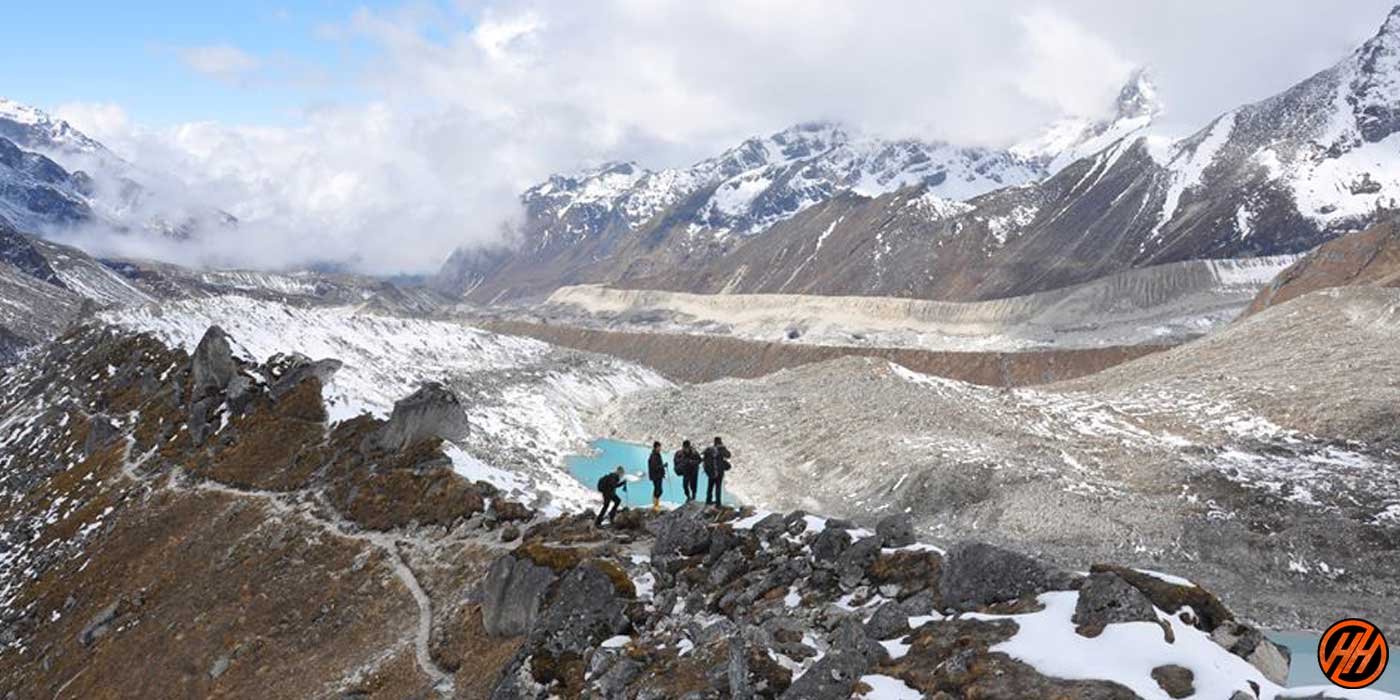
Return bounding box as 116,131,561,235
1245,213,1400,316
376,381,470,451
190,325,239,399
1072,571,1158,637
939,541,1079,611
481,555,559,637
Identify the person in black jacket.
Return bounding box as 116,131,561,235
673,440,701,502
595,466,626,527
647,440,666,512
702,436,732,507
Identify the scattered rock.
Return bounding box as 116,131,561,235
865,600,912,641
1210,621,1291,685
875,513,914,548
78,601,119,647
1151,664,1194,699
490,500,533,523
940,541,1078,611
1073,572,1158,637
811,526,852,564
209,655,231,680
499,525,520,543
836,537,881,589
751,513,787,541
529,566,630,656
1089,565,1231,632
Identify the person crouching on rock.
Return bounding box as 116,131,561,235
596,466,626,527
674,439,701,502
702,436,732,507
648,440,666,512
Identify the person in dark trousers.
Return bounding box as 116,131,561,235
702,436,732,507
647,441,666,512
674,439,701,502
595,466,626,527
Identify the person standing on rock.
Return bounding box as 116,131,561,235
595,466,626,527
674,439,701,502
702,436,732,507
648,441,666,512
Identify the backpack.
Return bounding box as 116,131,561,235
596,474,612,492
673,450,686,477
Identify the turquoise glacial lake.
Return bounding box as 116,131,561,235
565,438,686,507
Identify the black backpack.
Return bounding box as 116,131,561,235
673,450,686,477
596,474,611,492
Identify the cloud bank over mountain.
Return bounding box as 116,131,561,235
45,0,1397,274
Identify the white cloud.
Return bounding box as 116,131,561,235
176,44,262,83
48,0,1400,275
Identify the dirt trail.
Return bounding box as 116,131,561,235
116,438,457,695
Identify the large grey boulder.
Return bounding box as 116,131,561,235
650,502,712,558
376,381,470,451
875,513,915,548
940,541,1078,611
865,600,913,641
480,555,558,637
835,537,881,589
190,326,238,399
1072,572,1158,636
265,352,342,400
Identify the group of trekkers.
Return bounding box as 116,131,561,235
595,437,732,527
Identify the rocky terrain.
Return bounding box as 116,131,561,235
1246,213,1400,315
0,321,1382,698
596,287,1400,633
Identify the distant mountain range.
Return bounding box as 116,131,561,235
436,7,1400,304
0,98,234,241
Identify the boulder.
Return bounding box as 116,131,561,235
1089,564,1231,632
82,413,120,458
650,502,712,558
529,566,630,656
376,382,470,451
1072,572,1158,636
480,555,558,637
865,600,912,641
490,500,533,523
875,513,915,548
1151,665,1194,699
751,513,787,541
1210,621,1291,685
190,326,238,400
836,537,882,590
940,541,1078,611
811,526,853,564
265,352,342,400
780,619,881,700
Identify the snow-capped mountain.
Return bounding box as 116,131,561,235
546,5,1400,302
1012,67,1162,176
435,76,1158,301
0,98,234,241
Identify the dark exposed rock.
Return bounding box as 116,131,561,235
811,526,852,564
865,600,912,641
1151,664,1195,699
376,381,470,450
264,352,342,400
751,513,787,541
529,566,630,657
78,601,118,646
940,541,1078,611
82,413,120,458
1089,564,1231,632
836,537,881,589
490,500,534,523
875,513,914,548
481,555,558,637
650,502,712,558
1073,572,1158,637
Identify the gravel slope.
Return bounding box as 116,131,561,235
594,287,1400,631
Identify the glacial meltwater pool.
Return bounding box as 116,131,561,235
565,438,686,507
1269,630,1399,692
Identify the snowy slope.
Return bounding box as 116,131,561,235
102,296,669,510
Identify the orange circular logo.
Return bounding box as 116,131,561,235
1319,618,1388,689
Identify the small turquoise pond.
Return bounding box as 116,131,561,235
566,438,687,507
1269,630,1399,691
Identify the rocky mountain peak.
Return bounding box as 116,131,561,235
1114,68,1163,122
0,97,105,156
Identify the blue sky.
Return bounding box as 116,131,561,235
0,1,411,126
